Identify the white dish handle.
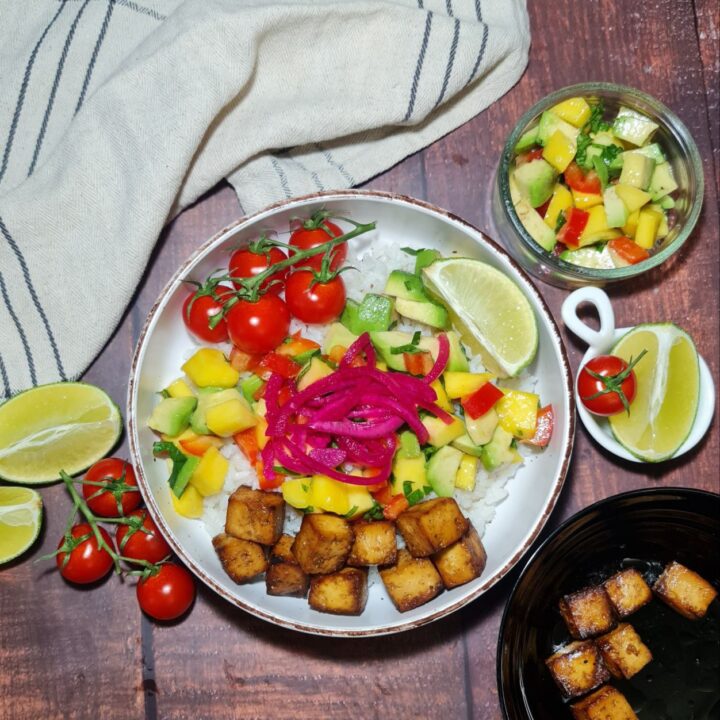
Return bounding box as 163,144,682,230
561,287,616,354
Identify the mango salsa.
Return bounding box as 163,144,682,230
189,446,228,496
171,484,204,518
496,389,539,439
182,348,239,388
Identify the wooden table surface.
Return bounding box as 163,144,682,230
2,1,718,719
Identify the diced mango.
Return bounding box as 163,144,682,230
255,415,268,450
430,380,452,412
649,203,670,239
205,398,256,437
171,485,204,518
635,208,662,249
579,205,620,246
455,454,478,492
281,477,312,509
614,184,651,213
181,348,239,388
165,378,195,398
623,209,640,238
189,446,228,496
550,97,592,128
422,415,466,447
443,372,495,399
310,475,350,515
164,427,197,450
542,130,577,173
571,189,604,210
391,455,427,496
496,390,539,439
344,486,375,518
297,357,334,391
544,183,573,228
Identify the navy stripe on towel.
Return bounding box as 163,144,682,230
466,0,488,86
76,0,116,113
434,18,460,108
0,352,10,398
403,11,433,122
270,157,292,199
0,270,36,386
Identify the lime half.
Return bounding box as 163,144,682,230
609,323,699,462
423,258,538,377
0,486,43,564
0,382,122,484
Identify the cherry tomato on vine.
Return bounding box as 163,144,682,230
56,523,114,584
116,509,171,564
182,286,234,343
137,563,196,621
82,458,141,518
229,246,288,295
225,294,290,354
289,218,346,272
284,271,346,324
578,352,645,416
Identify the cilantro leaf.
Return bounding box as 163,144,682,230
363,501,385,520
390,330,423,355
575,133,593,169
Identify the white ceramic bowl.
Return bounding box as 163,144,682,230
128,190,575,636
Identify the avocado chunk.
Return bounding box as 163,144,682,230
384,270,428,301
603,186,629,228
148,396,197,437
513,159,557,208
395,298,448,330
398,430,422,458
413,248,441,274
190,388,243,436
340,293,395,335
173,455,200,498
648,162,678,201
426,445,463,497
370,330,416,370
514,126,539,153
445,330,469,372
513,197,557,252
612,107,659,146
480,426,518,471
322,322,358,354
464,407,499,446
451,433,484,458
619,152,655,190
629,143,666,164
536,111,580,146
558,244,616,270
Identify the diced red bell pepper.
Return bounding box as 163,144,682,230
371,483,394,505
557,207,590,248
251,352,301,379
179,434,224,457
607,237,650,266
229,347,257,372
522,405,554,447
382,494,409,521
403,351,433,376
276,331,321,358
256,460,284,490
564,162,601,195
233,427,259,465
515,147,544,166
461,381,504,420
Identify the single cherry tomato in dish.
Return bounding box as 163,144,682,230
229,246,288,294
182,286,234,343
56,523,114,584
116,509,171,564
284,271,346,324
225,294,290,354
82,458,141,518
578,351,647,416
289,218,346,272
137,563,196,621
564,162,602,195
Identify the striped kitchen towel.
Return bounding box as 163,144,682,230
0,0,529,398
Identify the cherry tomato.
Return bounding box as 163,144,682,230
564,162,601,195
515,147,544,165
182,286,234,343
289,219,346,272
229,246,288,294
82,458,141,518
578,354,639,416
137,563,196,621
284,271,346,324
56,524,114,584
116,509,171,564
226,294,290,354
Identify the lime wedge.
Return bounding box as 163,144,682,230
609,323,699,462
422,258,538,377
0,382,122,484
0,486,43,564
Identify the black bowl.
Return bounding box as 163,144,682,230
497,487,720,719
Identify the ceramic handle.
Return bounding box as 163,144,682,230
561,287,616,353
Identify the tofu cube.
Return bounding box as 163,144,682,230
266,563,309,597
432,523,487,589
291,513,354,575
308,567,368,615
225,485,284,546
379,548,444,612
596,623,652,679
213,533,267,583
396,498,469,557
269,533,297,564
347,521,397,567
559,586,616,639
603,568,652,618
571,685,638,719
545,640,611,699
653,561,718,619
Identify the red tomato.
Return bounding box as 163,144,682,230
56,524,114,584
289,219,346,272
116,510,171,564
226,294,290,354
182,286,234,343
578,355,641,416
82,458,141,518
137,563,196,621
515,147,544,166
564,162,601,195
284,271,346,324
229,246,288,294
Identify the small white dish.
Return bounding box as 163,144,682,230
562,287,715,463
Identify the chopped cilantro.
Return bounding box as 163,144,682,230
363,501,385,521
586,100,610,134
301,506,315,514
575,132,593,169
390,330,423,355
555,212,567,232
342,505,359,519
405,489,425,506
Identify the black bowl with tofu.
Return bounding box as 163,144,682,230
497,487,720,719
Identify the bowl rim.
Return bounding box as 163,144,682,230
496,485,720,718
127,188,576,637
497,81,705,282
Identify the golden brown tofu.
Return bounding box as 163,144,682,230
560,586,616,639
270,533,298,564
225,485,285,546
308,567,368,615
347,521,397,567
603,569,652,618
596,623,652,679
571,685,638,720
379,548,444,612
545,640,611,699
653,561,718,620
432,523,487,589
266,562,309,598
213,533,267,583
396,498,469,558
291,513,354,575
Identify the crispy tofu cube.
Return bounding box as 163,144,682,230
571,685,638,719
560,586,616,639
432,523,487,589
266,562,309,597
603,568,652,618
225,485,284,546
291,513,354,575
379,548,444,612
596,623,652,679
396,498,469,557
545,640,611,699
347,521,397,567
213,533,267,583
308,567,368,615
653,561,718,620
270,533,297,564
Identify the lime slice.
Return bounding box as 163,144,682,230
609,323,699,462
0,382,122,484
422,258,538,377
0,486,43,564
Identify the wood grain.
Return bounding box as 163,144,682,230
1,2,717,719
